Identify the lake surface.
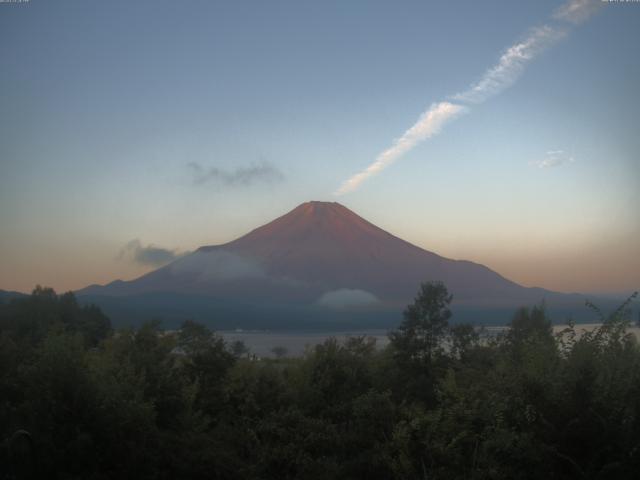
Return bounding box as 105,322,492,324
220,323,640,358
220,329,391,357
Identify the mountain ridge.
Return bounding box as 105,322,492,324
76,201,609,329
76,201,595,325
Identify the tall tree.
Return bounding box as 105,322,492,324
389,281,452,363
388,281,453,404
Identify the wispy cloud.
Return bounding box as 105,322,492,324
335,0,600,195
530,150,575,169
171,250,265,281
188,161,284,187
451,26,566,104
336,102,467,195
118,239,184,267
554,0,602,24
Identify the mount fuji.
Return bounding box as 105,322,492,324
78,201,591,328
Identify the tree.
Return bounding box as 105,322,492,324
506,304,553,348
271,346,288,359
449,323,479,361
177,320,235,416
230,340,249,358
389,281,452,363
386,281,453,405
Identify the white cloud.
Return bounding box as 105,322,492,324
554,0,601,24
451,25,566,104
316,288,380,309
335,102,467,195
170,250,265,280
530,150,575,169
334,0,600,195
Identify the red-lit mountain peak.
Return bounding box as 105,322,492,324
220,201,402,254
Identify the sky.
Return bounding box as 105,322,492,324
1,0,639,295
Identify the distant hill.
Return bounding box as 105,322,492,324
77,201,615,328
0,289,28,304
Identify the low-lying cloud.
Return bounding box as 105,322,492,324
188,161,284,187
170,250,265,281
530,150,575,169
118,239,183,267
316,288,380,309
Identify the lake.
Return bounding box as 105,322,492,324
220,323,640,358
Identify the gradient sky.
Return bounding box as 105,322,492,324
1,0,639,294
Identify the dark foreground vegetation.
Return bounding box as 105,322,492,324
1,283,639,479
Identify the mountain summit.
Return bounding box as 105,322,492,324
199,201,445,295
79,201,583,324
221,201,401,251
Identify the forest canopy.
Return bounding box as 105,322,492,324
1,283,639,479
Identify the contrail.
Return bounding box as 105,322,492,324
335,102,467,195
451,25,565,104
335,0,601,196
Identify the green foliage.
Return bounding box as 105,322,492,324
449,323,480,360
271,345,288,358
229,339,249,358
0,286,111,348
387,281,453,404
0,286,639,479
390,281,452,363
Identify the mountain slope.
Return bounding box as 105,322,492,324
78,201,590,325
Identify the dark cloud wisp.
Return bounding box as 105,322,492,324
188,162,284,187
118,239,184,267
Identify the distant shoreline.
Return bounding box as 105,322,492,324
219,323,640,358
